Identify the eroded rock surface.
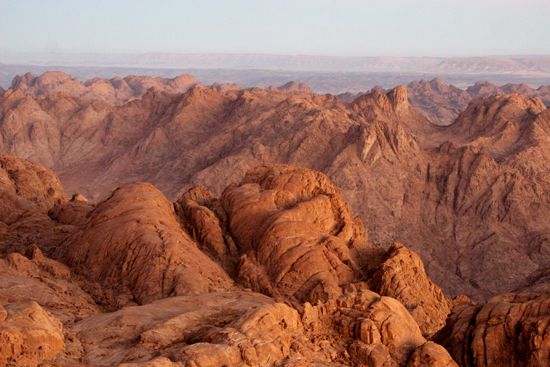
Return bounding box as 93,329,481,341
220,165,374,303
0,301,64,367
54,290,456,367
57,182,234,308
370,243,451,338
436,292,550,367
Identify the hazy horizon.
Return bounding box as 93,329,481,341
1,0,549,58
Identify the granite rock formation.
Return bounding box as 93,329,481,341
436,292,550,367
0,156,461,366
2,76,550,302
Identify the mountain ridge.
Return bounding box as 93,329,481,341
1,79,549,304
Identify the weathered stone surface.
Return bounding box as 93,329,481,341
0,301,64,367
407,78,472,126
436,292,550,367
370,243,451,338
66,292,275,366
55,289,455,367
56,182,234,308
406,342,458,367
220,164,374,303
0,245,100,323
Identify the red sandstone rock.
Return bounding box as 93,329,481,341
1,80,550,304
370,243,451,338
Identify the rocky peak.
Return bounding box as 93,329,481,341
453,93,547,143
10,72,36,90
466,81,503,98
387,85,409,112
268,81,314,94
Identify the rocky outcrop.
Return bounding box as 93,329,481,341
0,245,100,323
220,165,374,303
407,78,472,126
436,292,550,367
54,290,456,367
0,154,66,211
468,81,550,106
0,301,64,367
268,81,314,94
369,243,451,338
449,93,546,151
0,155,68,256
56,183,234,308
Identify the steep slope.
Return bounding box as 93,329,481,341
436,292,550,367
2,82,550,302
56,182,235,307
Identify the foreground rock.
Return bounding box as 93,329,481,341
436,292,550,367
0,301,64,367
0,245,100,324
370,243,451,338
55,290,456,367
220,164,375,303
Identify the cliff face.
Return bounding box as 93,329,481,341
1,78,550,303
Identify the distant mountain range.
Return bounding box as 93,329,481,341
2,52,550,74
1,52,549,95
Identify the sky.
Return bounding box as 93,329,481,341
1,0,549,58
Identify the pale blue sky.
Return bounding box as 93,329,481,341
1,0,549,57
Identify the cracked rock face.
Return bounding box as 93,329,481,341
0,156,461,366
56,182,234,308
0,301,65,367
220,164,374,303
436,292,550,367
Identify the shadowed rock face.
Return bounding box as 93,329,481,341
436,292,550,367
